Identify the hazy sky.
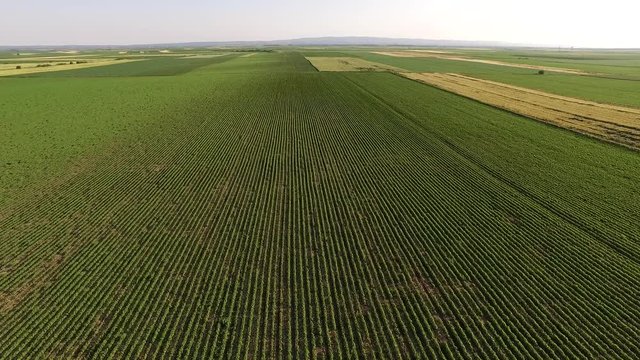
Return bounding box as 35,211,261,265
2,0,638,48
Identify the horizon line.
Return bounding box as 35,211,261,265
1,36,638,50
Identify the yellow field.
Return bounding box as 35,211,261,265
0,59,141,77
180,54,228,59
0,54,99,62
306,57,404,72
403,72,640,149
405,49,453,54
374,51,589,75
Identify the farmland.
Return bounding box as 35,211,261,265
349,50,640,108
306,57,402,72
0,49,639,359
402,72,640,149
0,59,141,77
371,51,590,75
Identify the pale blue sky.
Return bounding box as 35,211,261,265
1,0,638,47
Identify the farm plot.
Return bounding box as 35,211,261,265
0,59,140,77
18,54,241,77
403,72,640,149
181,53,229,59
0,53,638,358
373,51,590,75
352,51,640,108
306,56,403,72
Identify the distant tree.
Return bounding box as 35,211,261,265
538,70,545,75
16,65,21,70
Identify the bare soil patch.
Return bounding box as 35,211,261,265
403,72,640,149
305,57,404,72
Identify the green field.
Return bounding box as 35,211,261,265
345,50,640,108
0,50,638,358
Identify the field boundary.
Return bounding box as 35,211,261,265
373,51,593,75
345,73,639,263
343,73,639,263
401,72,640,150
305,57,404,72
0,59,143,77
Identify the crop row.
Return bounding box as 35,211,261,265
0,61,638,358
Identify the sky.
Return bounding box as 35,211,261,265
1,0,638,48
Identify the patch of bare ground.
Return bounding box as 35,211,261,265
305,57,404,72
314,346,327,357
432,314,453,344
412,275,439,296
402,72,640,149
0,243,73,314
374,51,591,75
76,283,129,356
361,337,373,356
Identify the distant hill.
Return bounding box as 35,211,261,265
0,36,532,50
175,36,521,48
262,36,520,47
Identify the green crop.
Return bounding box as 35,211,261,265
0,51,638,359
352,50,640,108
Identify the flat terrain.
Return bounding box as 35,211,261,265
372,51,590,75
403,72,640,149
0,59,140,76
0,49,638,359
350,50,640,108
306,56,402,72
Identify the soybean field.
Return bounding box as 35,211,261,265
0,50,638,359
